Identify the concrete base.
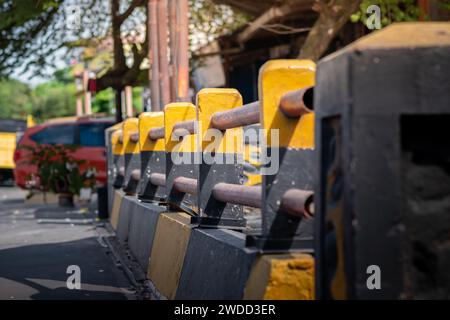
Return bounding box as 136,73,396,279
128,200,167,271
176,228,257,299
110,189,124,230
115,194,136,244
243,253,315,300
147,212,193,300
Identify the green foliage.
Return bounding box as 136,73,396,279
0,78,34,118
92,88,114,114
189,0,250,50
19,143,96,195
350,0,421,26
32,80,77,121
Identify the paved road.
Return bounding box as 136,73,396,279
0,187,134,300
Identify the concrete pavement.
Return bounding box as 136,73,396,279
0,187,136,300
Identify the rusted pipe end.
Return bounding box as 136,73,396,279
210,101,260,130
149,173,166,187
173,176,198,195
279,86,314,118
131,169,141,181
130,132,139,143
212,183,262,208
172,128,191,139
148,127,165,140
280,188,314,218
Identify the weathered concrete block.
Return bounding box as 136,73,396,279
147,212,193,299
115,194,135,244
176,228,257,299
128,200,167,271
110,189,124,230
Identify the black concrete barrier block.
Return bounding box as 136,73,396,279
137,112,166,202
122,118,140,195
176,228,257,299
315,23,450,300
128,199,167,271
246,59,316,252
105,123,122,213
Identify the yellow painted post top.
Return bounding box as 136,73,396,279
259,59,316,149
139,111,165,152
197,88,243,154
164,102,197,153
123,117,139,154
111,129,124,155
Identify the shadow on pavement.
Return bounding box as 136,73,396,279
0,237,130,300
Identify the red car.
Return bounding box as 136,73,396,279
13,116,114,189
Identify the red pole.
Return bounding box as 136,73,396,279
168,0,178,101
177,0,189,101
149,0,161,111
158,0,171,107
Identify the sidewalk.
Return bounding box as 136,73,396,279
0,187,135,300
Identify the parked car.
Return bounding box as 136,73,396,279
13,116,114,189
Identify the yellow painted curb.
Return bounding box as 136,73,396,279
147,212,192,299
244,253,315,300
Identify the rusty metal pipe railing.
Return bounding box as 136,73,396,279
148,126,165,140
143,86,314,139
209,87,314,130
212,183,262,208
280,189,314,218
173,176,198,195
210,101,260,131
150,172,166,187
279,86,314,118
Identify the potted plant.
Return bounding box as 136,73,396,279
20,144,96,207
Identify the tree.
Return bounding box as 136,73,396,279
0,78,34,118
298,0,363,61
0,0,248,121
298,0,430,61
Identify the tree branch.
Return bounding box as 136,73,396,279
297,0,361,61
117,0,146,24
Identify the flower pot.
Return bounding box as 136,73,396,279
58,193,74,207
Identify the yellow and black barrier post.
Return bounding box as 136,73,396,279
164,103,199,214
192,88,246,229
111,129,125,189
137,112,166,202
246,59,316,251
122,118,140,195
